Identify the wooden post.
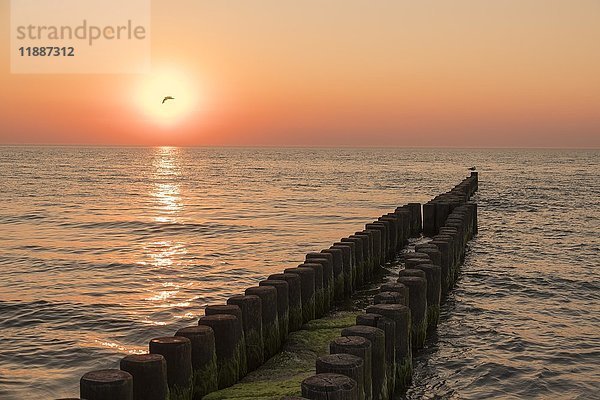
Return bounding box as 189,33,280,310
227,295,264,371
174,326,218,399
80,370,133,400
330,336,373,400
244,286,280,358
316,354,365,400
148,337,193,399
197,314,242,388
301,373,359,400
120,354,169,400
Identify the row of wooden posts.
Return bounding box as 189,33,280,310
298,172,478,399
68,172,478,400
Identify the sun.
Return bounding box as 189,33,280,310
135,67,199,126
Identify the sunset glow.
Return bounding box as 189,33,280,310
1,0,599,147
134,68,200,127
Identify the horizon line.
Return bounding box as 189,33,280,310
0,143,598,150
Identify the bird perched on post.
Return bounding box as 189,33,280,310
162,96,174,104
468,166,476,171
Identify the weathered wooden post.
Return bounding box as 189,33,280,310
393,208,411,244
284,267,316,323
341,237,365,287
301,373,359,400
80,370,133,400
414,244,442,269
433,234,457,284
341,325,387,400
174,326,218,399
412,263,442,328
245,286,280,358
366,304,412,391
260,279,290,343
371,221,391,261
374,291,404,305
406,203,422,236
299,262,325,318
390,211,405,250
356,314,396,397
321,248,345,301
379,282,408,305
423,202,436,236
149,337,193,399
268,273,303,332
204,305,248,377
120,354,169,400
334,241,356,292
353,232,373,280
430,238,452,294
439,229,461,276
397,276,427,349
467,202,478,235
330,336,373,400
404,255,431,269
378,216,398,254
330,243,354,296
363,229,382,273
316,354,365,400
435,201,451,234
227,294,264,372
365,224,386,266
197,314,242,388
305,253,334,312
398,268,426,279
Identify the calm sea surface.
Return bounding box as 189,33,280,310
0,147,598,399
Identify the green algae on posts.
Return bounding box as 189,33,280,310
198,314,242,389
288,305,302,332
244,328,263,372
202,376,305,400
412,317,428,350
203,311,362,400
327,276,335,308
314,288,325,318
427,304,440,329
262,319,281,359
216,354,240,391
334,274,345,302
191,355,218,400
356,262,364,288
302,294,315,323
170,381,193,400
395,356,413,392
279,312,290,343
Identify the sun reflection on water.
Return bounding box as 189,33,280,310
143,147,192,320
146,240,188,268
152,147,183,223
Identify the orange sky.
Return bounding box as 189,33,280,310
1,0,599,147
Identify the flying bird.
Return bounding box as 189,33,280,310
468,166,477,171
162,96,175,104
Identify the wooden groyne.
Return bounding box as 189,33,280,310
63,172,478,400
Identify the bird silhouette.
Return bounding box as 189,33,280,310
468,166,477,171
162,96,174,104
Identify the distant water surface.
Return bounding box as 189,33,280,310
0,147,598,399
